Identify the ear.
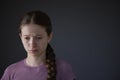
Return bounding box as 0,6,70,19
48,32,53,43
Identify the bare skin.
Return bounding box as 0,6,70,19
19,24,52,67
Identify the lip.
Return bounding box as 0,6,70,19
29,50,38,53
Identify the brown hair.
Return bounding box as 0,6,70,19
19,10,56,80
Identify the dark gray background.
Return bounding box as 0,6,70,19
0,0,120,80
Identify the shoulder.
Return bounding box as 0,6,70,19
56,59,76,80
1,59,25,80
5,59,24,73
56,59,72,69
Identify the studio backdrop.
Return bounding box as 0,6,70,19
0,0,119,80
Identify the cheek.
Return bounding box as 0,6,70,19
38,40,48,49
21,39,28,48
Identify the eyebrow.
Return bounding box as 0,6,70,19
23,34,42,36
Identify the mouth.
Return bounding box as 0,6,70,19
29,49,38,53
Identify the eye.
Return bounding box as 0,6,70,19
24,37,30,40
36,36,42,39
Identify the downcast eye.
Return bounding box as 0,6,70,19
24,37,30,40
36,37,42,39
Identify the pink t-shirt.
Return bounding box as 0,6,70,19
1,59,76,80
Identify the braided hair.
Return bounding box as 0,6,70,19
19,10,57,80
46,44,56,80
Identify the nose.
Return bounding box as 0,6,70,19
29,38,37,48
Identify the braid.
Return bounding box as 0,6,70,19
46,44,57,80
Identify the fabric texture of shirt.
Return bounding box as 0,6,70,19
1,59,76,80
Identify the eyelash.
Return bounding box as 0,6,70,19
36,37,42,39
25,37,30,40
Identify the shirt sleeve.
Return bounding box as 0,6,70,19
1,67,11,80
57,60,76,80
62,63,76,80
1,63,16,80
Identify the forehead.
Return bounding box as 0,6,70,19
21,24,47,36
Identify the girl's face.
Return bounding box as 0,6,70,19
20,24,52,57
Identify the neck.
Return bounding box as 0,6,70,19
26,53,46,67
